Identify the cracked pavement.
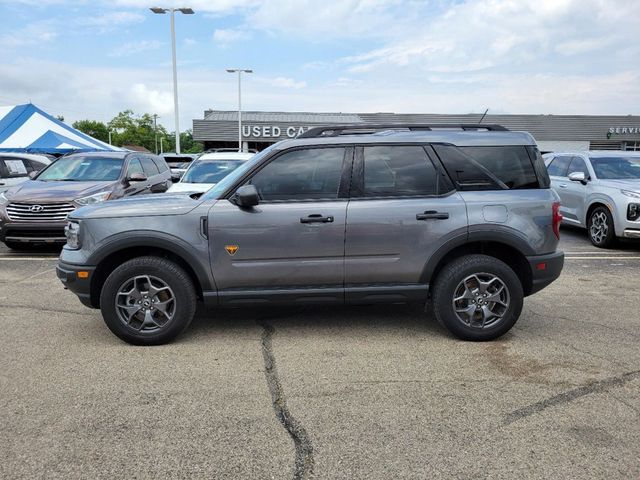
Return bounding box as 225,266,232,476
1,227,639,479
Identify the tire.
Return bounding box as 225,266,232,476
587,206,616,248
432,254,524,341
99,256,197,345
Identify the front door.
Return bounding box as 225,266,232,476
344,145,467,302
209,146,351,305
561,156,589,224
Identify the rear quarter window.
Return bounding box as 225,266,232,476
433,145,545,190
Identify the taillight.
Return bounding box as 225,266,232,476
552,201,562,239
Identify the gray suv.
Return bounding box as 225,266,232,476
57,124,564,345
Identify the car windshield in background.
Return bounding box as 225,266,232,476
37,156,123,181
591,157,640,179
182,160,244,184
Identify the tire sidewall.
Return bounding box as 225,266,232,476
433,255,523,341
588,206,615,248
100,257,196,345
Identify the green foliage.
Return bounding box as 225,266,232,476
72,120,110,143
73,110,203,154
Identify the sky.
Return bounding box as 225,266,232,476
0,0,639,132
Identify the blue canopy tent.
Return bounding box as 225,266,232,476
0,103,123,154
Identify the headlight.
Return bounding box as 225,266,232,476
621,190,640,199
75,191,111,206
64,221,81,249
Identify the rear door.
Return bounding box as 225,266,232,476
209,146,351,304
344,145,467,302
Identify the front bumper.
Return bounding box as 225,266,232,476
0,221,67,244
56,261,96,308
526,251,564,296
623,229,640,239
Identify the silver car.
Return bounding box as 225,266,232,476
544,151,640,247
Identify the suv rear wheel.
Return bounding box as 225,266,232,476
99,256,197,345
432,255,523,341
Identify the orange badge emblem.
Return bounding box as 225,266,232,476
225,245,239,255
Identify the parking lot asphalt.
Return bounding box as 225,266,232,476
1,227,639,479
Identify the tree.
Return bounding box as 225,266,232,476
107,110,168,152
72,120,110,143
162,129,203,154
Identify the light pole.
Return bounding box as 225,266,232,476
226,68,253,152
150,6,194,154
153,114,159,154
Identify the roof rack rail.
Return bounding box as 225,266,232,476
297,123,509,138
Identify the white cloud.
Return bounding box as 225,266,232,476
212,28,251,46
109,40,163,57
127,84,174,116
0,23,58,47
76,11,145,27
267,77,307,89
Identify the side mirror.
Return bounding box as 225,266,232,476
171,172,182,182
28,171,38,179
568,172,587,184
128,172,147,182
231,185,259,208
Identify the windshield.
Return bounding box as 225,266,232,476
203,145,277,200
37,156,123,182
591,156,640,180
181,160,244,184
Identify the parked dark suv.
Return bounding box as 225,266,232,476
0,151,171,249
57,124,564,345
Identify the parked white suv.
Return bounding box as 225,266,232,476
0,153,51,193
167,150,254,194
544,151,640,247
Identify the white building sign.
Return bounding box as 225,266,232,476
242,125,310,139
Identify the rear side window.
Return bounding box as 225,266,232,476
459,146,540,189
362,145,450,197
249,147,345,201
140,156,160,176
546,156,571,177
434,145,543,190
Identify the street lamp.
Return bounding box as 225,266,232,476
226,68,253,152
150,6,194,154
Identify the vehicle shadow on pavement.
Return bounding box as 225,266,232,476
182,303,450,343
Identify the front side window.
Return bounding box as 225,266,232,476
568,157,590,177
248,147,345,201
182,160,244,184
37,156,123,182
362,146,444,196
126,158,144,177
546,156,571,177
590,156,640,179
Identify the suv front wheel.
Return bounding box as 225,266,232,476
432,255,524,341
99,256,197,345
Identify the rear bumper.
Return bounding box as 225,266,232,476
526,251,564,295
56,261,95,308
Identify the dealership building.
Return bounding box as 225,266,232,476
193,110,640,153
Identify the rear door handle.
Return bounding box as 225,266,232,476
416,210,449,220
558,184,568,188
300,214,334,224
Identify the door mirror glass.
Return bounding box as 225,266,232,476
231,184,259,207
171,172,183,182
128,172,147,182
568,171,586,183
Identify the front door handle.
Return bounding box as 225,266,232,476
300,214,334,224
416,210,449,220
558,184,568,188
